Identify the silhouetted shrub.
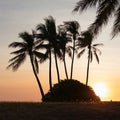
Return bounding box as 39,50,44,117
42,79,100,102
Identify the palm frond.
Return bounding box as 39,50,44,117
33,51,48,64
76,37,84,48
36,24,48,36
8,53,25,62
93,50,99,64
88,0,118,36
93,43,104,47
64,21,80,34
10,48,26,55
36,33,47,40
44,16,57,36
7,53,26,71
78,31,93,47
34,51,46,59
112,6,120,38
77,49,85,58
55,48,62,59
73,0,99,13
19,32,33,45
32,30,37,38
40,51,49,63
93,46,102,55
34,40,44,49
8,42,25,48
39,55,48,63
35,43,49,50
58,25,67,34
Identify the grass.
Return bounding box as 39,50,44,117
0,102,120,120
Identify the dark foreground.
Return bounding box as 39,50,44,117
0,102,120,120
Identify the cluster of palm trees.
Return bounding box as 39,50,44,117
7,15,103,100
7,0,120,101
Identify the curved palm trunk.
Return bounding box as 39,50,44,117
54,52,60,83
49,50,52,92
30,55,44,99
63,53,68,79
86,47,91,86
70,38,75,79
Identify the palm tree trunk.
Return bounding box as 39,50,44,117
70,39,75,79
49,50,52,92
30,55,44,99
86,48,91,86
54,52,60,83
63,53,68,79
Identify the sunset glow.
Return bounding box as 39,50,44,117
93,82,109,99
0,0,120,102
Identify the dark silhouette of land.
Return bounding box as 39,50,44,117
0,102,120,120
43,79,100,102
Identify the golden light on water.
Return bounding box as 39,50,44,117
93,82,109,99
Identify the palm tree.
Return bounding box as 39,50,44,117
36,16,61,90
58,25,72,79
73,0,120,37
63,21,80,79
7,32,45,99
36,42,53,92
77,31,103,86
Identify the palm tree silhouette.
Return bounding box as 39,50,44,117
36,16,61,91
63,21,80,79
58,25,72,79
7,32,45,99
73,0,120,37
35,37,53,92
77,31,103,86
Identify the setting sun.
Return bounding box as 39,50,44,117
93,83,109,99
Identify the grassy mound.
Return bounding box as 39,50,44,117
42,79,100,102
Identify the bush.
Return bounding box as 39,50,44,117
42,79,100,102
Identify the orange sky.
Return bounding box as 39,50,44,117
0,0,120,102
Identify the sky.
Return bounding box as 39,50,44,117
0,0,120,102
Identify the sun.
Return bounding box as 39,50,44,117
93,82,108,98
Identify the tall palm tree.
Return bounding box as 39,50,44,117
64,21,80,79
7,32,45,99
36,25,52,92
58,25,72,79
77,31,103,86
36,16,61,90
73,0,120,37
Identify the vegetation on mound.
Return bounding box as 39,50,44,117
42,79,100,102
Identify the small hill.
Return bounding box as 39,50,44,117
42,79,100,102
